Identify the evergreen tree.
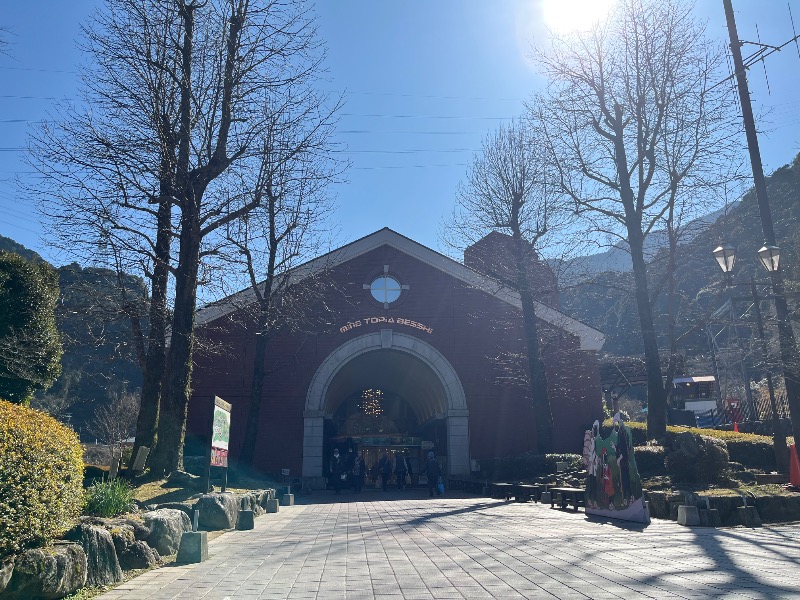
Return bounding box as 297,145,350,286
0,252,62,405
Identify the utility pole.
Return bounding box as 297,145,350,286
724,0,800,469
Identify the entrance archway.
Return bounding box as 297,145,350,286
303,330,469,481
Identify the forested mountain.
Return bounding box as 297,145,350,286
561,153,800,360
0,238,144,437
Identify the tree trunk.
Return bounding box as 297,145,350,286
510,229,553,453
149,210,201,476
130,198,171,468
628,228,667,439
239,310,269,467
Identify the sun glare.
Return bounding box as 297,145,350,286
540,0,616,34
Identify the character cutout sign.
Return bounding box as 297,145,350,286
583,413,649,524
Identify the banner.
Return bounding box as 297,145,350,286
583,413,649,524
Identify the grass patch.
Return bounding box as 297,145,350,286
83,479,136,517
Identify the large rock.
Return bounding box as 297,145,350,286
109,517,151,541
196,493,240,530
0,558,14,595
5,542,87,599
155,502,195,519
142,509,191,556
167,470,207,491
65,523,123,586
110,525,161,571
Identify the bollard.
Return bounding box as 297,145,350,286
677,505,700,526
176,531,208,563
281,493,295,506
265,498,279,513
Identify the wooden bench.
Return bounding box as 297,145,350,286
550,486,585,511
513,484,541,503
490,483,514,501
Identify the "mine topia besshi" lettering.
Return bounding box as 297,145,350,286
339,316,433,334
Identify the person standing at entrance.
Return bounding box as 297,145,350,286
395,453,409,489
329,448,345,495
378,453,393,491
424,451,441,497
351,449,366,493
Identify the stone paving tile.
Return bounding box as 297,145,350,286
97,490,800,599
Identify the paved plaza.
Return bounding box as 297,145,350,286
100,490,800,599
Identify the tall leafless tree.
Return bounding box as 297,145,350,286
31,0,335,476
444,117,575,453
222,96,343,467
534,0,740,438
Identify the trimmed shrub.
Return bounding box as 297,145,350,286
605,421,789,471
664,433,729,486
0,399,84,557
633,446,666,477
83,478,136,518
477,452,583,481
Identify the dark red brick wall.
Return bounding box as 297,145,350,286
188,243,602,474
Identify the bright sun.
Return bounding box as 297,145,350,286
540,0,616,33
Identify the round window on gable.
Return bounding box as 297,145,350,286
370,275,402,304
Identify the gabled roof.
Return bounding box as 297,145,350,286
195,227,605,351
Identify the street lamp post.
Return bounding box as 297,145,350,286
713,244,790,473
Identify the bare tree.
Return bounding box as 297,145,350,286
90,389,140,465
31,0,334,476
534,0,740,438
444,117,575,453
223,96,343,467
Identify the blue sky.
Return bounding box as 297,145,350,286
2,1,800,265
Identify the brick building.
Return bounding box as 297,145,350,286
188,228,604,487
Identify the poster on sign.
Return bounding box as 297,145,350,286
582,413,650,524
210,398,231,467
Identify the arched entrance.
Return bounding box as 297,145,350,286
303,330,469,483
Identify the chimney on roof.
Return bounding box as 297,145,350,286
464,231,560,308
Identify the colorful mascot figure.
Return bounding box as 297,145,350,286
583,413,649,524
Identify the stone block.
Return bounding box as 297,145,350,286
266,498,280,513
540,491,552,504
176,531,208,564
669,501,684,521
281,494,295,506
237,510,255,530
698,508,722,527
677,505,700,526
736,506,762,527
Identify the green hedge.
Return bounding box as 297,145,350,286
478,453,583,481
0,399,84,557
632,446,665,477
607,421,788,472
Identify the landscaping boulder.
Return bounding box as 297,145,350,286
0,558,14,595
110,517,151,541
167,470,207,491
142,509,191,556
665,433,729,486
110,525,161,571
64,523,123,586
196,493,240,530
155,502,195,519
5,542,87,599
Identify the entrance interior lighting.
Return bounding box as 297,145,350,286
361,389,384,417
712,244,737,274
757,245,781,273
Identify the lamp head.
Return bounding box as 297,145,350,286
757,244,781,273
713,244,736,274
